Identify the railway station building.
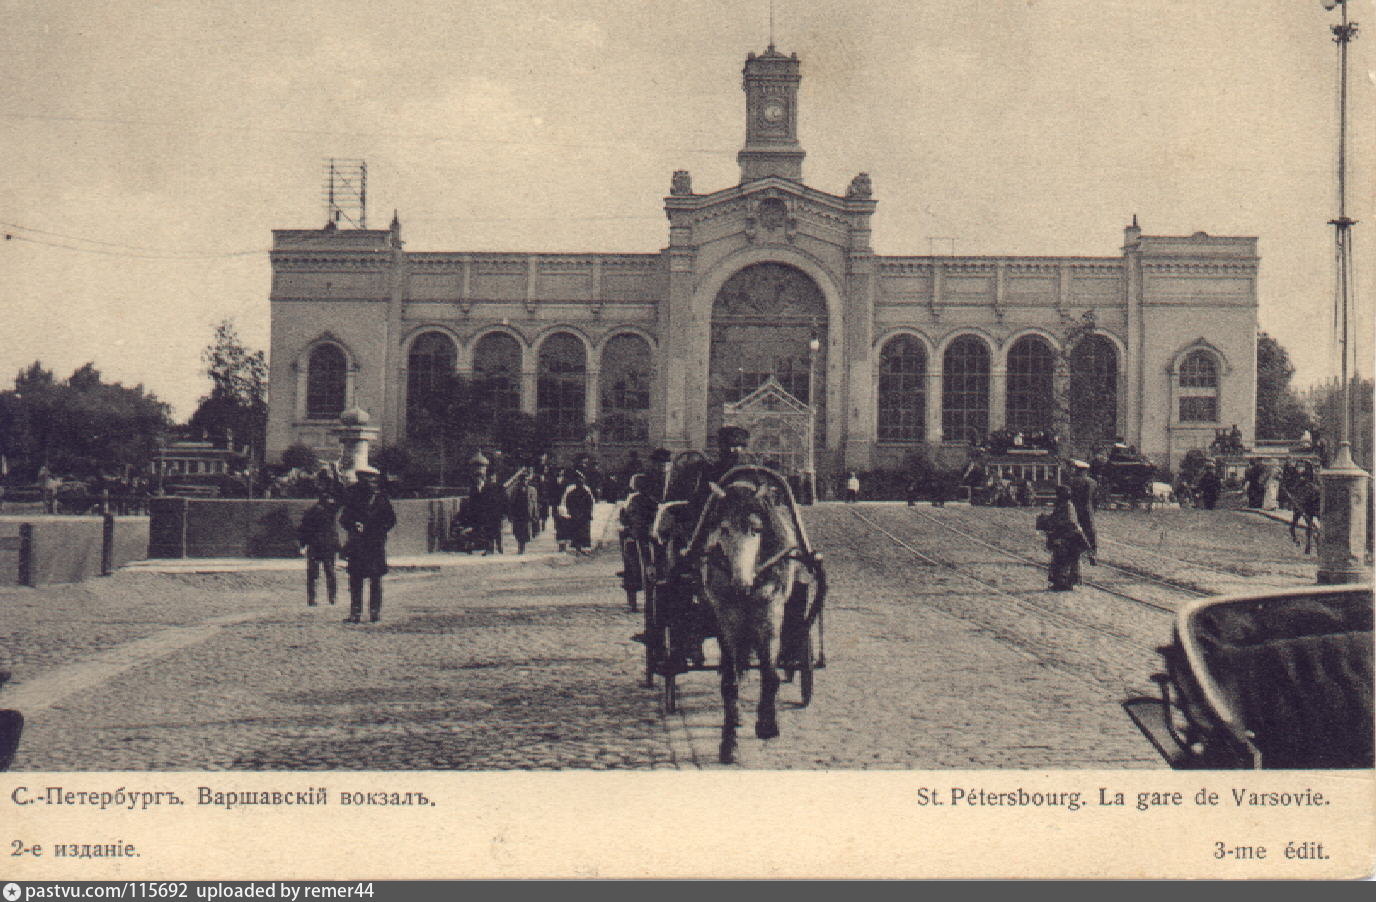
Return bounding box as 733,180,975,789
266,46,1258,478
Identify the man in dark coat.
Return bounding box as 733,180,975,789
642,448,674,503
339,467,397,623
507,471,539,554
669,426,750,575
1245,460,1268,509
1067,459,1098,558
472,470,507,555
1195,463,1223,510
561,470,596,553
296,490,341,606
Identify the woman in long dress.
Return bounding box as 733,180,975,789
1262,461,1281,511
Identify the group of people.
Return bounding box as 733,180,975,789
446,453,612,556
1035,460,1099,591
295,466,396,624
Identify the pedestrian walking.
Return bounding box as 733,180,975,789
296,490,340,606
507,471,539,554
1262,461,1281,511
1244,460,1267,509
561,470,596,553
845,471,860,503
339,466,396,623
473,470,507,555
1067,459,1098,555
542,462,563,536
1195,463,1222,510
1037,485,1091,591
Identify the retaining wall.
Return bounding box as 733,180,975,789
147,497,462,559
0,516,149,587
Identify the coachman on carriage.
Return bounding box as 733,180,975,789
619,427,828,764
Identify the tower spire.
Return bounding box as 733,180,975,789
768,0,775,50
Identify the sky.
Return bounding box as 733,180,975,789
2,0,1372,419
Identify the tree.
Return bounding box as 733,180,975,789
1057,312,1120,456
1256,332,1315,440
371,443,412,481
1308,376,1373,469
0,361,171,478
280,443,319,472
189,320,268,458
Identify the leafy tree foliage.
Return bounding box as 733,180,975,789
188,320,268,458
1255,332,1315,440
0,361,171,479
280,442,319,473
404,372,550,482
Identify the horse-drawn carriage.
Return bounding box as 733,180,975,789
1124,585,1373,769
1091,444,1156,508
620,455,827,763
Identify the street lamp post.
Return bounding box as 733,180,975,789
1317,0,1369,584
807,330,821,504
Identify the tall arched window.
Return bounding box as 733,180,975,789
1069,334,1118,447
942,335,990,443
537,332,587,442
877,335,926,442
1006,335,1056,433
406,332,456,436
1178,350,1220,422
599,333,652,444
473,331,522,422
306,343,347,419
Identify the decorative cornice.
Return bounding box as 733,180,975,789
1140,260,1258,274
271,255,389,270
270,296,387,303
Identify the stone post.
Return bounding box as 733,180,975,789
331,408,380,483
1318,443,1371,584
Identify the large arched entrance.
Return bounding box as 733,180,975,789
708,262,827,470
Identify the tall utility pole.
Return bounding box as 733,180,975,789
1317,0,1369,584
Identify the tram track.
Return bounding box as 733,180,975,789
904,506,1218,610
842,506,1166,698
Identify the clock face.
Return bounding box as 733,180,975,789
762,101,786,123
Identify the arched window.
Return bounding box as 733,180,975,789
1178,350,1219,422
305,343,347,419
1069,334,1119,447
473,331,522,422
599,333,652,445
942,335,990,443
405,332,456,436
537,332,587,442
877,335,926,442
1006,335,1056,433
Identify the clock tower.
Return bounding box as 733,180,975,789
738,46,805,183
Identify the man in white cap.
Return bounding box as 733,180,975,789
1067,459,1098,560
338,466,396,623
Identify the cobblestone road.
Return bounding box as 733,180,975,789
1,503,1332,770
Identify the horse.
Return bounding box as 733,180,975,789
698,476,803,765
1288,480,1321,554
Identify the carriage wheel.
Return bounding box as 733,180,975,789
640,544,659,689
797,632,814,708
662,670,678,714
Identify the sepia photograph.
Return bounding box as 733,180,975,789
1,0,1372,881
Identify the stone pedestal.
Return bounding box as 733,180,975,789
1317,443,1371,585
331,408,380,484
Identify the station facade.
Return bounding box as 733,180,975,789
266,46,1258,477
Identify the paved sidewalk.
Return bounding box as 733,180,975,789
121,502,621,574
